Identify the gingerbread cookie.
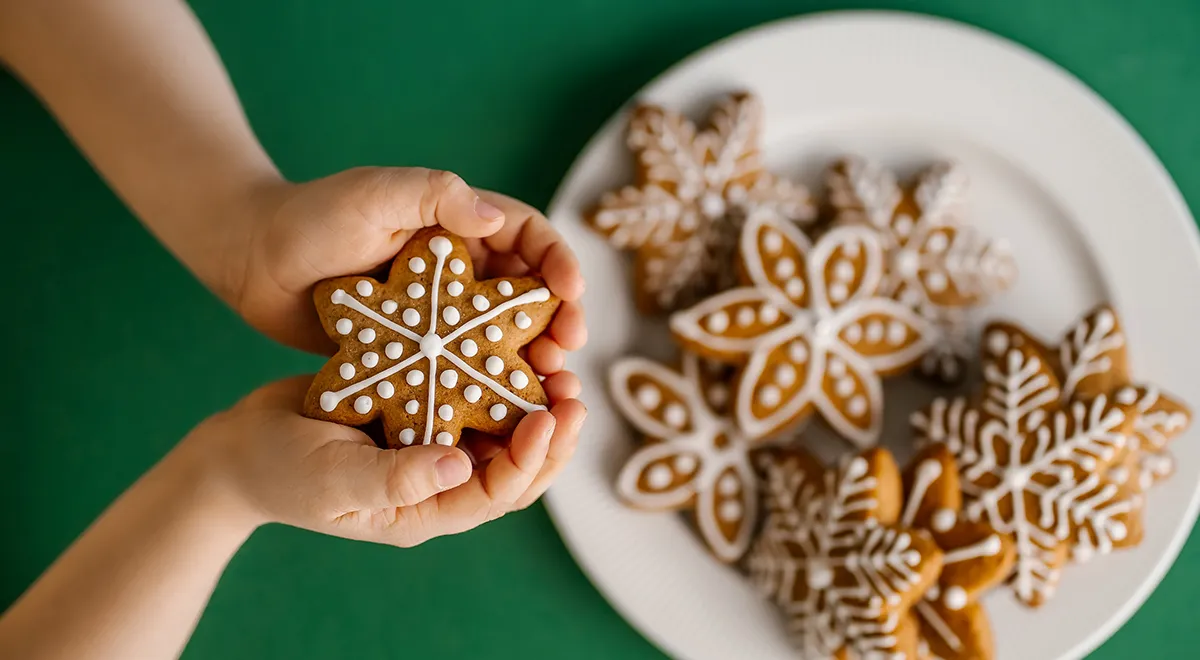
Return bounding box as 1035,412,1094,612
611,353,762,562
827,158,1016,382
747,447,943,658
303,228,559,448
912,320,1141,606
588,92,814,313
670,210,936,446
902,444,1015,660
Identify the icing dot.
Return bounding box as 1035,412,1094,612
353,396,372,414
735,306,756,326
515,312,532,330
698,190,726,219
406,370,424,386
759,304,780,324
893,249,920,279
775,363,797,387
1116,387,1138,405
646,464,672,490
510,371,530,389
847,395,868,417
718,500,743,522
1110,465,1130,485
718,473,740,495
429,236,452,256
843,323,863,343
894,214,915,237
403,309,420,326
486,325,503,342
807,562,833,589
361,352,379,368
447,281,464,296
829,282,849,303
443,306,460,325
339,363,355,380
986,330,1010,356
758,385,782,408
440,370,458,388
407,283,425,299
356,280,374,296
436,432,454,446
674,454,697,474
788,341,809,363
463,384,482,403
381,300,398,314
785,278,805,299
473,295,491,312
886,320,908,345
931,508,957,532
833,259,855,282
358,328,377,344
319,392,337,412
835,376,856,397
399,429,416,445
637,385,663,409
405,400,419,414
705,311,730,333
762,230,784,254
376,381,395,399
828,357,848,377
498,281,514,296
926,232,949,253
774,257,796,279
449,258,466,275
385,342,403,359
460,339,478,357
438,404,454,421
925,271,949,293
1110,520,1128,542
865,320,885,343
408,258,426,274
335,319,353,335
486,356,504,375
943,586,968,611
663,403,687,429
490,403,507,421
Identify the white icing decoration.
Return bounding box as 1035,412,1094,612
407,283,425,299
762,230,783,254
510,371,529,390
442,306,460,325
515,312,532,330
758,385,782,408
385,342,403,359
774,363,796,388
408,258,426,274
718,500,743,522
885,320,907,346
784,278,804,299
353,396,372,414
399,429,416,445
402,309,420,326
440,370,458,388
735,306,756,326
942,535,1002,564
460,339,478,357
498,281,513,296
438,404,453,421
377,381,395,399
900,459,943,528
405,400,419,414
339,363,355,380
717,472,740,496
361,352,379,368
435,432,453,446
663,403,687,429
646,464,672,490
429,236,452,256
486,356,504,375
472,295,491,312
357,328,376,344
319,392,337,412
335,319,353,335
931,508,957,532
942,586,968,611
490,403,507,421
705,311,729,333
447,281,464,296
464,384,482,403
449,258,465,275
356,280,374,296
485,325,503,342
674,454,697,474
773,257,795,279
381,300,398,314
406,370,424,386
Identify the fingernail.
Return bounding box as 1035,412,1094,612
474,197,504,222
435,455,471,489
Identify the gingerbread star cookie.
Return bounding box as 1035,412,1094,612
670,209,936,446
303,228,559,448
588,92,814,313
912,319,1141,606
827,158,1016,383
901,445,1016,660
747,447,943,658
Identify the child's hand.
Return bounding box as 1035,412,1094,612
234,168,586,357
180,374,586,547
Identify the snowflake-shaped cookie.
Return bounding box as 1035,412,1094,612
303,229,559,448
670,210,936,446
747,447,943,658
827,158,1016,382
611,353,762,562
901,445,1015,660
912,321,1140,606
588,92,814,313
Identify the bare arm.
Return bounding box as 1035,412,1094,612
0,0,282,303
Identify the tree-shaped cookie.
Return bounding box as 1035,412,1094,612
827,157,1016,382
746,447,943,658
610,353,762,562
901,444,1016,660
303,229,559,448
588,92,814,313
912,320,1139,606
671,210,935,447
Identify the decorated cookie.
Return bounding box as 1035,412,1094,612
747,447,943,658
670,210,936,446
588,92,814,313
912,319,1141,606
303,228,559,448
902,445,1016,660
827,158,1016,382
611,353,762,562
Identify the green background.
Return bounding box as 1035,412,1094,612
2,0,1198,657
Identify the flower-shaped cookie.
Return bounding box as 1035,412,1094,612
671,210,936,446
303,229,559,448
827,158,1016,382
611,353,761,562
588,92,813,313
912,320,1140,606
747,447,943,658
901,445,1016,660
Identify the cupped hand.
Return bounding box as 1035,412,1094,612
181,374,586,547
235,168,586,359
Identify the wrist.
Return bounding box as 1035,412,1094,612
159,425,266,539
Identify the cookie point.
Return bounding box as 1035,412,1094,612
429,236,452,257
530,287,551,302
943,586,968,611
319,392,338,412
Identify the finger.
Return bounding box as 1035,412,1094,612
477,190,585,301
548,300,587,351
237,374,316,412
336,442,473,510
542,371,582,403
511,399,587,510
479,251,530,279
526,336,566,375
332,166,505,238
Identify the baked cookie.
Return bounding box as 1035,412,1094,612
670,209,936,446
747,447,943,658
912,319,1141,606
588,92,813,313
303,228,559,448
902,445,1015,660
611,353,761,562
827,158,1016,383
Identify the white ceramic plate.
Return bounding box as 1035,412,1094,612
544,11,1200,660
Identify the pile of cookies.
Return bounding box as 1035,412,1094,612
590,93,1193,659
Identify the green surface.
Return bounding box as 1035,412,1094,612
1,0,1198,657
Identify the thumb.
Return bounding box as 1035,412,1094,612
339,442,474,510
349,167,505,238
